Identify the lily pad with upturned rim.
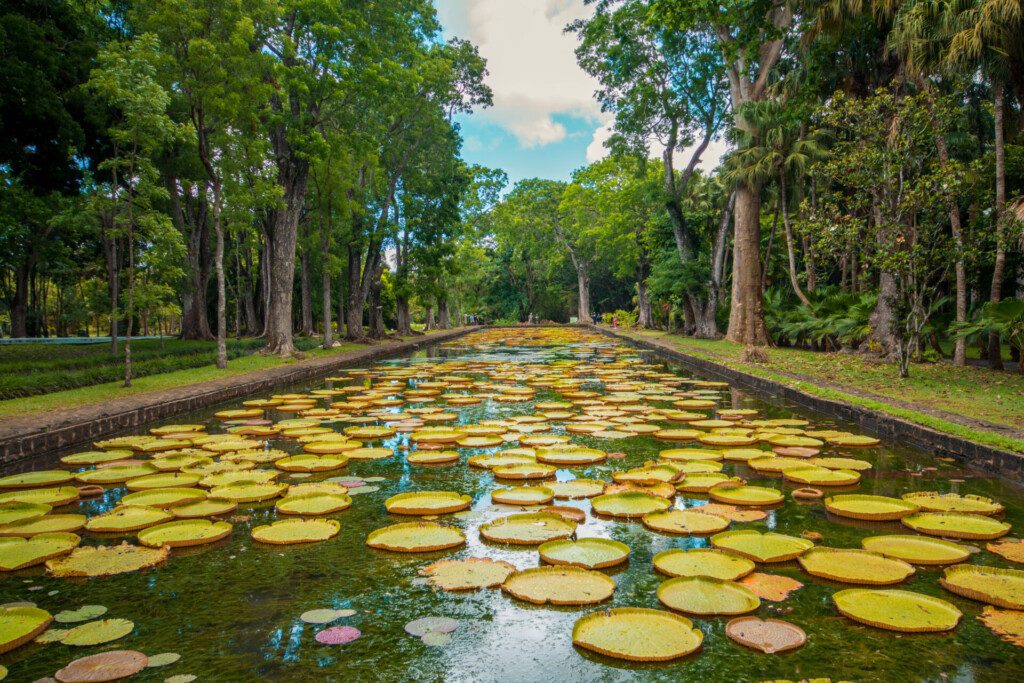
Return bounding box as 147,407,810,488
384,491,471,515
538,538,630,569
366,522,466,552
0,471,74,489
0,533,81,571
710,530,814,563
501,566,614,605
137,520,232,548
708,485,784,507
591,492,671,518
46,543,169,577
797,548,915,585
642,509,729,536
825,495,919,521
0,605,51,653
901,492,1004,516
169,498,237,519
901,512,1010,540
725,617,806,654
652,548,754,581
491,486,554,506
478,513,576,545
85,506,173,533
276,493,352,516
252,518,340,545
939,565,1024,609
0,514,86,537
860,535,970,565
119,488,206,509
549,480,606,499
418,558,517,590
832,588,961,632
571,607,703,662
657,576,760,616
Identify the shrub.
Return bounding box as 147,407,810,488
613,309,638,328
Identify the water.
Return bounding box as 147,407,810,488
2,329,1024,682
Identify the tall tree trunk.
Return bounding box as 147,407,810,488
10,262,31,338
636,270,653,328
868,196,899,356
171,180,213,341
299,230,314,336
694,190,736,339
321,231,333,349
780,171,811,306
336,272,345,341
212,198,227,370
424,306,434,330
989,77,1007,370
437,298,451,330
346,243,367,341
264,188,305,355
726,183,769,345
368,261,386,339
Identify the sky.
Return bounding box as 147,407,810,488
434,0,728,187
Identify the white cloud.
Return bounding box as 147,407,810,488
584,117,731,171
438,0,602,147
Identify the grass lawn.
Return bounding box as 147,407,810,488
0,339,364,420
613,328,1024,454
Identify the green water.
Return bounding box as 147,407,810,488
3,337,1024,682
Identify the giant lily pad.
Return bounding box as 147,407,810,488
988,539,1024,564
711,530,814,563
0,605,51,653
407,450,460,465
861,535,970,565
125,472,201,491
385,491,471,515
659,448,722,461
0,487,78,507
209,481,287,503
276,493,352,516
492,463,556,480
501,566,614,605
782,466,861,487
939,565,1024,609
0,501,51,526
419,558,517,590
798,548,915,585
0,470,73,489
571,607,703,662
535,448,606,466
549,480,606,499
252,518,340,545
479,513,576,545
825,495,919,521
137,519,232,548
0,513,86,537
275,455,349,473
61,618,134,646
491,486,553,506
75,465,156,485
642,509,729,536
366,522,465,552
170,498,238,519
60,450,133,467
833,588,961,632
725,617,806,654
675,473,740,494
85,506,173,533
200,470,278,488
657,576,760,616
591,492,671,518
54,650,149,682
738,572,804,602
653,549,754,581
902,512,1010,540
120,488,206,509
612,465,680,485
902,492,1004,516
708,484,783,507
0,533,80,571
979,606,1024,647
538,538,629,569
46,543,169,577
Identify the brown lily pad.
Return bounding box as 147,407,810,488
54,650,149,682
725,617,806,654
738,573,804,602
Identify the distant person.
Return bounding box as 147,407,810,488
612,314,618,328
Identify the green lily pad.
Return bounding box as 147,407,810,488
0,605,52,653
0,501,51,526
146,652,181,667
34,628,69,644
0,533,80,571
300,608,357,624
55,605,108,623
61,618,134,646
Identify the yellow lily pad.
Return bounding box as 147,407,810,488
833,588,961,632
861,535,970,565
641,509,730,535
120,488,207,508
274,455,349,472
0,470,74,489
657,576,760,616
659,448,722,461
711,530,814,563
572,607,703,662
979,606,1024,647
901,492,1004,516
708,484,783,506
0,514,86,537
276,493,352,516
0,533,80,571
125,472,201,491
940,565,1024,609
407,450,460,465
366,522,465,552
169,498,238,519
549,480,606,499
825,494,919,521
479,513,576,545
47,543,169,577
502,566,614,605
902,512,1010,540
85,506,173,533
798,548,915,585
675,473,740,493
385,491,471,515
492,486,554,506
782,466,861,487
60,618,134,646
653,548,755,581
418,557,516,590
0,605,52,653
208,481,287,503
0,487,78,507
252,518,340,545
75,465,157,485
492,463,556,480
138,520,232,548
591,492,671,518
60,450,133,466
538,538,630,569
535,447,606,465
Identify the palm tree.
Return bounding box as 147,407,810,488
724,98,825,307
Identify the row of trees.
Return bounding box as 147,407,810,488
473,0,1022,378
1,0,497,382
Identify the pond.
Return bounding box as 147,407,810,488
1,326,1023,682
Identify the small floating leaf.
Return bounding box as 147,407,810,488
55,605,108,623
314,625,361,645
61,618,134,646
146,652,181,667
300,609,356,624
404,617,458,637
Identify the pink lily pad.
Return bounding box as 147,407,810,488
315,626,361,645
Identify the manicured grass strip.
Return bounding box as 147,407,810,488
0,342,363,420
614,328,1024,455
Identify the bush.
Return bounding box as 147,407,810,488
613,309,638,328
601,312,614,325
